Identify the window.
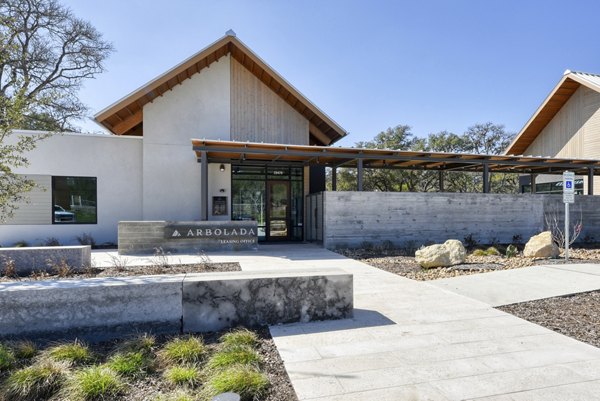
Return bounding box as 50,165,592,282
52,176,97,224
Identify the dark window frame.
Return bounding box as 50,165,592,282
51,176,98,225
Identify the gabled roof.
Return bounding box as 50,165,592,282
94,32,347,146
505,70,600,155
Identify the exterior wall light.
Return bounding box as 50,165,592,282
220,164,225,172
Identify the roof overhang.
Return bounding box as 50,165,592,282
94,34,347,145
506,71,600,155
193,139,600,175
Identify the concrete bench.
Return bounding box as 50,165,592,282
0,269,353,341
0,246,91,275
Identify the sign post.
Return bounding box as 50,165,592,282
563,171,575,261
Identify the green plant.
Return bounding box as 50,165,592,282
13,341,37,360
64,366,125,400
505,244,518,258
206,345,262,371
1,361,66,401
46,341,93,366
205,365,269,400
0,343,16,371
485,246,501,256
117,333,156,354
154,390,196,401
106,351,152,378
220,329,259,349
159,336,206,365
13,240,29,248
163,365,201,387
471,249,487,256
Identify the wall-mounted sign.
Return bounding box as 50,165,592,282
212,196,228,216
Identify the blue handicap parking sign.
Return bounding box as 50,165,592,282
566,181,573,189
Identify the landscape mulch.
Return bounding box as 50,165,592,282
498,291,600,349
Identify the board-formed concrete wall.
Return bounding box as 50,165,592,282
0,246,91,275
320,192,600,249
0,269,352,341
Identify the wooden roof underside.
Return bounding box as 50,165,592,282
193,139,600,176
94,35,347,146
505,73,600,155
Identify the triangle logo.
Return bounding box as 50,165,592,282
172,230,181,237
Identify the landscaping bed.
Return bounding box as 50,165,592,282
0,262,241,282
498,290,600,349
0,327,297,401
338,247,600,281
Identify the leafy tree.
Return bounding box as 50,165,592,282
0,0,113,221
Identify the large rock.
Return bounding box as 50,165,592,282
415,240,466,269
524,231,559,258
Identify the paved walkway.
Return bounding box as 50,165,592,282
429,263,600,306
92,246,600,400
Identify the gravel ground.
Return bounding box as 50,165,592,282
338,247,600,281
498,291,600,349
0,262,241,282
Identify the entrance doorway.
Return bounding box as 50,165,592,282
231,165,304,242
267,181,290,240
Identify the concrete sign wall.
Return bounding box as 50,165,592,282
118,220,258,255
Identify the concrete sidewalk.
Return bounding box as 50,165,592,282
429,263,600,306
93,246,600,400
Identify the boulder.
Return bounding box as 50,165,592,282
415,240,466,269
523,231,559,258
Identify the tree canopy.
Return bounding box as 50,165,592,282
0,0,113,221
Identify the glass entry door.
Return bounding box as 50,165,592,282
267,181,290,240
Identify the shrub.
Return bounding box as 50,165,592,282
206,345,262,371
42,237,61,247
1,258,18,278
471,249,487,257
163,365,201,387
13,240,29,248
13,341,37,360
76,233,96,248
106,351,152,378
1,361,66,401
220,329,259,349
49,259,73,277
46,341,93,366
205,365,269,400
463,234,478,249
505,244,518,258
64,366,125,400
0,343,16,371
485,247,501,256
159,336,206,365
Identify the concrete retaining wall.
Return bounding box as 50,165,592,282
118,221,258,255
0,269,352,341
319,192,600,249
0,246,91,275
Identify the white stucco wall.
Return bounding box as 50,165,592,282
142,55,231,220
0,131,143,246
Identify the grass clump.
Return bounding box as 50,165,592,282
63,366,124,400
118,333,156,354
0,343,16,371
46,341,93,366
163,365,201,387
206,345,262,371
1,361,66,401
471,247,501,257
13,341,37,360
471,249,488,256
205,365,269,400
106,351,152,378
220,329,259,349
154,390,196,401
159,336,206,365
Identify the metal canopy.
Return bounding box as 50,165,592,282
192,139,600,176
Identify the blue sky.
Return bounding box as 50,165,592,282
65,0,600,146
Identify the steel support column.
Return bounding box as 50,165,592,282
200,151,208,220
589,168,595,195
332,167,337,191
482,163,490,193
530,173,536,194
438,170,444,192
357,159,363,191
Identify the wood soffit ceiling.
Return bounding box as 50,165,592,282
94,35,347,146
192,139,600,175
